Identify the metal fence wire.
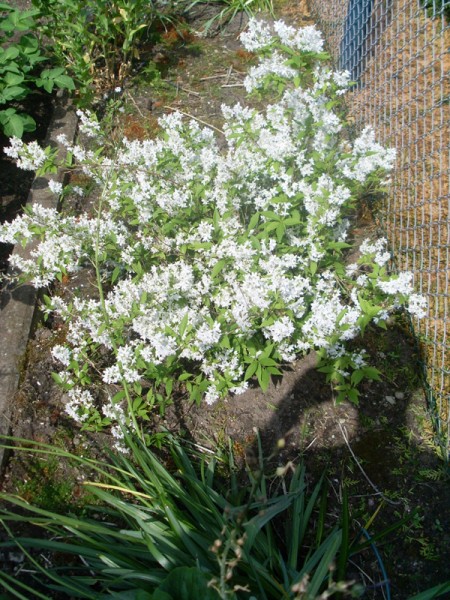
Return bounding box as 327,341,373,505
307,0,449,457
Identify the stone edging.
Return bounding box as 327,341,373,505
0,97,78,469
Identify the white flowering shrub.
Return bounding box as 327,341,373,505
0,19,426,435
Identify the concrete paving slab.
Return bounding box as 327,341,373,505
0,97,78,468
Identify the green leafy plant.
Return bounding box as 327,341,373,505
421,0,450,21
31,0,180,96
0,20,427,438
0,2,74,136
0,434,368,599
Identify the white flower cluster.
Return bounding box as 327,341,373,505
240,19,324,53
4,138,47,171
360,237,391,267
338,127,396,182
0,19,426,429
48,179,63,195
76,109,102,138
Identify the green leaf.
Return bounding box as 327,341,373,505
407,581,450,600
283,212,302,226
179,313,189,337
267,366,282,376
111,266,121,284
317,364,335,374
304,530,342,598
257,366,271,391
362,366,381,380
211,259,226,279
219,335,230,349
55,74,75,90
178,373,192,382
347,388,359,404
3,71,24,85
149,591,172,600
2,85,27,101
1,111,23,136
244,361,258,381
350,370,365,385
0,46,20,62
276,222,285,241
258,357,278,367
246,212,260,232
358,295,381,318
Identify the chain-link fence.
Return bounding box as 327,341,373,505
308,0,449,457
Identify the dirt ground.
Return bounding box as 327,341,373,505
1,2,449,598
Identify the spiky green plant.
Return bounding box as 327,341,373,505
0,434,363,599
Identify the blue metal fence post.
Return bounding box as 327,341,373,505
340,0,374,81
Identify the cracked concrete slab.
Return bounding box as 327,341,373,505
0,97,78,468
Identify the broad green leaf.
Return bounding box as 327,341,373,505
407,581,450,600
362,366,381,380
2,85,27,101
244,360,258,380
2,111,24,136
179,313,189,337
257,366,271,391
3,71,24,85
211,259,226,279
350,370,365,385
55,74,75,90
0,46,20,62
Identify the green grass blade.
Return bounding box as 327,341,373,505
336,484,349,581
315,477,328,548
407,581,450,600
287,463,305,569
0,570,51,600
305,530,342,599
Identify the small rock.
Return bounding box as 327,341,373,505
395,391,405,400
385,395,396,405
8,552,24,564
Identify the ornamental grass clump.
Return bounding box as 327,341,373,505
0,19,426,438
0,434,365,599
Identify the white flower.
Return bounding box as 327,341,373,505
64,388,95,423
377,272,414,295
48,179,63,195
408,293,427,318
230,381,249,395
244,51,297,92
195,322,221,352
265,316,295,342
76,109,101,138
72,186,84,197
333,70,351,92
4,138,47,171
240,19,273,51
52,344,71,366
204,385,220,405
346,263,358,277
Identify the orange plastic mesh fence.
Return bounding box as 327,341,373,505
308,0,449,457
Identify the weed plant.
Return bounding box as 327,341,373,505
0,2,74,136
30,0,182,97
